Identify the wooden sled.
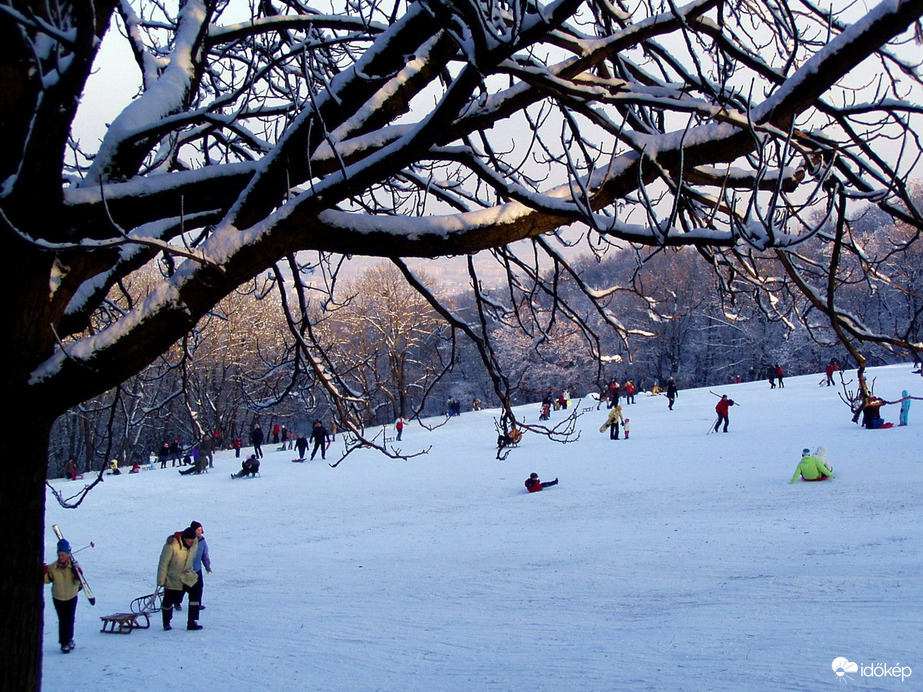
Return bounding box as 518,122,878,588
100,611,150,634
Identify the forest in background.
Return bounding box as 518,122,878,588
51,193,922,477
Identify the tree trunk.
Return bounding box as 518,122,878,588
0,413,52,690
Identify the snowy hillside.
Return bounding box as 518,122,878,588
42,365,922,690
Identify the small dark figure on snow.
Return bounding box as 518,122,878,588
524,473,558,492
250,425,264,459
310,420,330,460
666,378,678,411
295,434,308,460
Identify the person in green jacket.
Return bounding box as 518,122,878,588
790,448,834,483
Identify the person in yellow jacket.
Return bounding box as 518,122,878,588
157,527,201,631
790,448,834,483
44,539,82,653
599,406,624,439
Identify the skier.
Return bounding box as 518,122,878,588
524,473,558,492
157,526,201,631
309,420,330,460
714,394,736,433
790,448,834,483
188,521,212,614
44,539,82,653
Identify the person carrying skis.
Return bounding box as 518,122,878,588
44,539,82,653
309,419,330,460
790,449,834,483
157,527,201,631
714,394,736,433
524,473,558,492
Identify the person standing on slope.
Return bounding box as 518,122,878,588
309,420,330,460
188,521,212,614
157,527,201,631
666,378,678,410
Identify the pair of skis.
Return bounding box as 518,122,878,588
52,525,96,606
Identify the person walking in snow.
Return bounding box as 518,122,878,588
767,365,776,389
790,448,834,483
395,418,404,441
666,378,678,410
601,406,624,439
309,420,330,460
775,364,785,388
713,394,736,433
524,473,558,492
899,390,912,426
157,527,201,631
44,539,83,653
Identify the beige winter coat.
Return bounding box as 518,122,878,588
157,534,199,590
44,558,81,601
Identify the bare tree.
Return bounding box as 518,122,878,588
4,0,923,684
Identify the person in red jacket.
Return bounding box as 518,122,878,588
714,394,736,433
524,473,558,492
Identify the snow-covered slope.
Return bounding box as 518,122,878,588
43,365,922,690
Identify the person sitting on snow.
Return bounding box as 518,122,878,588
524,473,558,492
790,448,834,483
232,455,260,478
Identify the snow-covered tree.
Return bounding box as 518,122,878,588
4,0,923,684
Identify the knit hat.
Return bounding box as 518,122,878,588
190,521,203,531
802,448,811,456
181,527,197,542
56,539,71,554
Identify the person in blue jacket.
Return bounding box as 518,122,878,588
899,390,911,426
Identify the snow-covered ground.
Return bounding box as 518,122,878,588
42,365,922,691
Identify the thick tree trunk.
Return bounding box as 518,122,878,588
0,413,52,690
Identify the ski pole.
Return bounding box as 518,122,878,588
72,542,96,554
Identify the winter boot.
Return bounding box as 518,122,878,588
162,605,173,631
